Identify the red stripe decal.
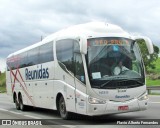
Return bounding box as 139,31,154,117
9,67,35,106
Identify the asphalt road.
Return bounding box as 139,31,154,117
0,93,159,128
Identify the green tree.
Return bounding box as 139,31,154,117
137,39,159,72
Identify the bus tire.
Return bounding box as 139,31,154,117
19,94,26,111
15,95,20,110
58,96,72,119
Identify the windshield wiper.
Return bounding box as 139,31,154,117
127,79,144,85
99,76,125,88
116,78,144,85
99,78,144,89
99,79,113,89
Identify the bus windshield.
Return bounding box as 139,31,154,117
87,37,145,89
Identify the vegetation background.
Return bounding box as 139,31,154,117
137,40,160,86
0,72,6,93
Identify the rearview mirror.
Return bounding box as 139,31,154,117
134,36,154,54
79,36,87,54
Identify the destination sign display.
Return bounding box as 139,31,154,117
88,37,132,46
95,39,129,45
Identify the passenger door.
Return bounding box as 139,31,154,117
74,53,87,114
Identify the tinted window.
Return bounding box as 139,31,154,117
74,40,80,53
39,42,53,63
56,39,74,74
75,53,86,84
19,52,27,68
7,56,16,70
27,47,39,66
7,42,54,70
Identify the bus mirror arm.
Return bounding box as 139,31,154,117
134,36,154,54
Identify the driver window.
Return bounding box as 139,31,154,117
75,54,86,84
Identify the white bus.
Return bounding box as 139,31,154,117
6,22,154,119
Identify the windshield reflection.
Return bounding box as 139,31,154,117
87,37,145,89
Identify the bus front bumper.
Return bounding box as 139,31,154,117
87,98,148,116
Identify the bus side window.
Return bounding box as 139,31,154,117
20,52,27,68
56,39,74,74
39,42,54,64
75,54,86,84
27,47,39,66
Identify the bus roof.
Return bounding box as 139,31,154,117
7,21,131,58
43,21,130,41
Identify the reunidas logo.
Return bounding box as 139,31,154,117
25,65,49,80
115,95,130,98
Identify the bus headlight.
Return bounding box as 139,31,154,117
138,92,149,101
88,97,106,104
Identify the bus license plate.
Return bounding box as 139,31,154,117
118,106,129,111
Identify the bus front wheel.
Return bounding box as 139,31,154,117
58,96,72,119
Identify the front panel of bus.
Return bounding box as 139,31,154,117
85,37,148,115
